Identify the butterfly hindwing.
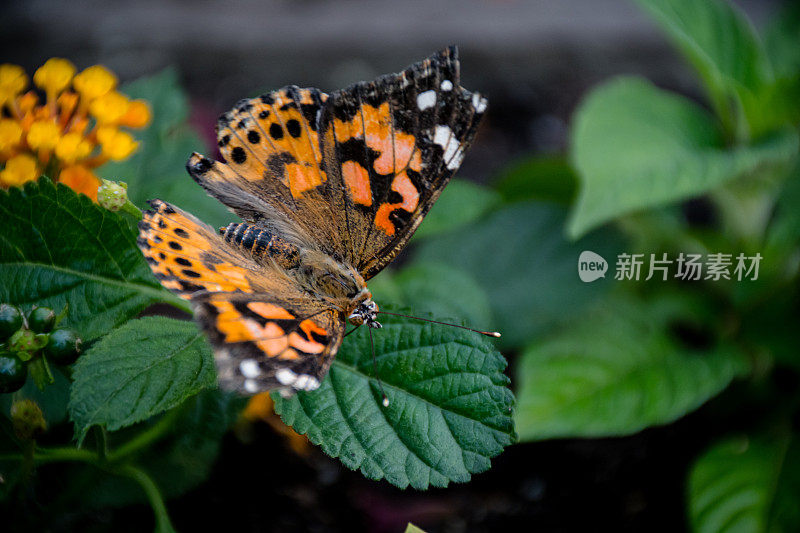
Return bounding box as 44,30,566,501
194,292,345,394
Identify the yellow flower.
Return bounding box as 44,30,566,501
0,64,27,106
89,91,129,124
100,129,138,161
0,119,23,154
59,165,100,201
119,100,151,128
27,120,61,151
0,153,39,187
33,58,75,96
57,91,79,117
55,132,93,164
73,65,117,102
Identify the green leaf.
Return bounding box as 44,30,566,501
494,155,578,205
0,178,176,341
412,179,501,241
689,434,800,533
98,69,233,228
414,202,623,349
568,77,799,237
514,297,748,441
405,524,428,533
272,312,515,490
764,3,800,80
68,317,216,439
634,0,772,137
369,262,494,331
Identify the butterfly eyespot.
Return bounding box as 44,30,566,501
218,135,231,147
258,110,269,119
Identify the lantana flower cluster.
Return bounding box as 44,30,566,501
0,59,150,200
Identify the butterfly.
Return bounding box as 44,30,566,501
137,46,488,396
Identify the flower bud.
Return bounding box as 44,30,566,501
10,399,47,440
97,179,129,211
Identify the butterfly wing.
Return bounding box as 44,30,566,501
319,45,487,279
187,86,350,257
187,47,486,278
137,199,345,394
194,291,345,394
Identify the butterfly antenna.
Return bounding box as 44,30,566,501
376,311,501,338
369,326,390,407
343,324,361,338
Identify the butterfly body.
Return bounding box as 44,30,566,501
138,47,486,396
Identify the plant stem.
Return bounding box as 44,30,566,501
116,464,176,533
109,403,184,462
121,199,143,221
94,425,109,462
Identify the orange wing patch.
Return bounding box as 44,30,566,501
138,200,253,299
332,101,420,174
374,171,421,236
217,87,328,198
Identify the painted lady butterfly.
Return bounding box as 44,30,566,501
137,46,488,396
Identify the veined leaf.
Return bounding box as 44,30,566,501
689,434,800,533
273,312,515,490
0,178,177,341
515,297,748,440
68,317,216,439
568,77,799,237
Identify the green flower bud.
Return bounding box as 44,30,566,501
10,399,47,440
0,304,23,341
97,179,129,212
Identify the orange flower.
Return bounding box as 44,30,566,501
59,165,100,201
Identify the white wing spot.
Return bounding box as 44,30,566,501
239,359,260,378
472,93,487,113
243,379,259,393
433,125,461,167
416,90,436,111
276,368,297,385
294,374,320,391
440,80,453,91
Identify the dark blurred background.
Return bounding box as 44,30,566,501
2,0,782,186
1,1,789,531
